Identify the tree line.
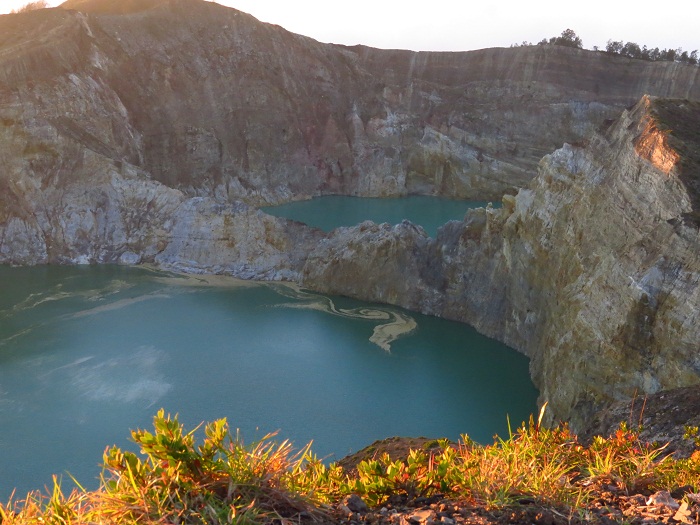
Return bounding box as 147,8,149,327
512,29,699,67
603,40,698,65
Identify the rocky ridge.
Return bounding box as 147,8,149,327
1,0,700,429
302,97,700,429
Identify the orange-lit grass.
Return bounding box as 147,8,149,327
1,407,698,524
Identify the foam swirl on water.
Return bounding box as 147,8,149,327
268,283,416,352
148,270,418,351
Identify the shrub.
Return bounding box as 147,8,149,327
1,408,698,523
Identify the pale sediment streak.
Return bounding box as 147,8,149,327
0,328,33,348
2,266,417,352
149,269,419,351
10,290,73,311
151,271,260,289
0,280,150,344
7,279,134,313
267,283,417,352
65,293,172,319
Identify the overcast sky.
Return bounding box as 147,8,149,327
2,0,698,54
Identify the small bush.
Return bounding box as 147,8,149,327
1,408,699,523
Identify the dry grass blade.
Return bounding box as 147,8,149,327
1,410,698,524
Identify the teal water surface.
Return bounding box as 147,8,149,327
262,195,497,237
0,265,537,498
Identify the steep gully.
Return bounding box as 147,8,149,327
1,0,700,430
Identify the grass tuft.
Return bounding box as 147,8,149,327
1,408,699,524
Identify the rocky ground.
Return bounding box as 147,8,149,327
326,436,700,525
331,390,700,525
581,386,700,459
328,489,700,525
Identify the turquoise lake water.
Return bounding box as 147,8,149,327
261,195,497,237
0,264,537,498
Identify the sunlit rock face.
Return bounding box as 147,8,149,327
489,97,700,429
303,97,700,430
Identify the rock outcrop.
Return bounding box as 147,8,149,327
303,97,700,430
1,0,700,429
2,0,700,213
2,0,699,266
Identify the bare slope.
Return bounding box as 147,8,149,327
302,96,700,429
60,0,168,13
648,99,700,223
2,0,699,213
1,0,700,427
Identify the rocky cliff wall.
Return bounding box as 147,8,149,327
302,97,700,430
2,0,700,215
3,0,700,268
492,97,700,428
2,0,700,429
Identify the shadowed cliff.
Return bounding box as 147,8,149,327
1,0,700,210
647,99,700,223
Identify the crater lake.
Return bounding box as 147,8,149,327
0,264,537,498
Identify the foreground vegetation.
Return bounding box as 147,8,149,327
1,407,699,524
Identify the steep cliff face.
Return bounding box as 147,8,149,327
3,0,700,267
302,97,700,429
2,0,700,429
2,0,700,218
494,97,700,428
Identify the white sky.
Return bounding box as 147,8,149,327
1,0,698,53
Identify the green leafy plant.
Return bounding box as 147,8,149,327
583,422,669,492
348,446,445,506
452,406,585,508
96,409,327,525
2,409,700,524
683,425,700,448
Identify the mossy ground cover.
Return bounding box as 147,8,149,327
1,407,699,524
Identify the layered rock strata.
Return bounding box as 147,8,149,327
1,0,700,429
302,97,700,430
2,0,700,219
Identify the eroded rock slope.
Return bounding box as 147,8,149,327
303,97,700,429
1,0,700,428
2,0,699,266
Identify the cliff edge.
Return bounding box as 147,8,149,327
302,97,700,429
1,0,700,429
497,96,700,427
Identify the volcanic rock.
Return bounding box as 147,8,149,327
2,0,700,428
